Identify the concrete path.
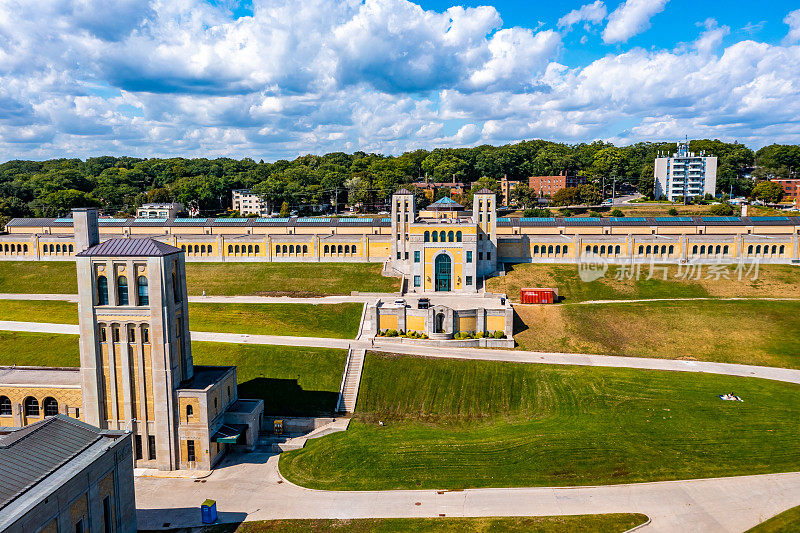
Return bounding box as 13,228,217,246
134,450,800,532
2,321,800,386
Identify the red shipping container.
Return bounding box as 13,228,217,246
520,287,557,304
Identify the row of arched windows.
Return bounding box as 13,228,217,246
2,243,28,254
586,244,623,256
97,275,148,306
182,244,213,255
0,395,59,417
276,244,308,255
638,245,676,256
42,244,72,254
228,244,260,255
745,244,784,256
533,244,569,256
323,244,356,255
424,230,462,243
691,244,731,256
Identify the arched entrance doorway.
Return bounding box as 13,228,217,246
435,312,445,333
434,254,451,292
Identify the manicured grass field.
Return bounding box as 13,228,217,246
747,505,800,532
280,352,800,490
221,514,648,533
0,261,399,296
488,264,800,303
0,300,362,339
514,300,800,369
0,331,345,416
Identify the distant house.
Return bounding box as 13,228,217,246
232,189,268,216
136,202,184,219
771,179,800,208
528,173,586,198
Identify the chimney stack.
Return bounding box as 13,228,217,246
72,208,99,252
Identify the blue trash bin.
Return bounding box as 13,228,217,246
201,499,217,524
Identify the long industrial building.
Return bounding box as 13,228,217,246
1,191,799,272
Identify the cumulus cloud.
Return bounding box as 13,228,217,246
602,0,669,44
784,9,800,44
1,0,800,159
557,1,607,30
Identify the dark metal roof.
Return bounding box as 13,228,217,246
0,416,105,510
497,216,800,227
76,238,181,257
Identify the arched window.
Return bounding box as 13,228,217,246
700,245,706,255
448,231,454,242
756,245,761,254
56,244,61,253
692,245,698,255
49,244,54,253
723,245,729,255
638,245,643,254
534,245,539,254
248,245,253,254
780,245,785,255
201,245,206,253
0,396,11,416
646,245,651,254
24,397,39,417
615,245,621,255
43,397,58,417
2,244,6,252
235,245,240,254
117,276,129,305
324,245,329,254
137,276,149,306
593,245,598,254
547,245,553,254
600,245,606,255
585,245,591,253
424,231,430,242
302,245,307,254
194,245,199,253
669,245,674,255
23,244,28,253
747,245,753,255
228,245,233,254
68,244,73,253
186,405,193,418
772,245,777,255
282,245,287,253
344,245,350,254
456,231,462,242
208,245,213,254
338,245,343,254
715,245,721,255
555,245,561,255
432,231,438,242
182,245,187,251
440,231,446,242
255,245,260,254
97,276,109,305
289,245,294,254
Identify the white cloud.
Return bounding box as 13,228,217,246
784,9,800,44
694,19,730,55
602,0,669,44
557,1,607,30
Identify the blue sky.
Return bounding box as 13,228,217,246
1,0,800,161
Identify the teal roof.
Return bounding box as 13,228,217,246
430,197,463,209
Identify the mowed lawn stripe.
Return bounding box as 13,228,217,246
0,261,399,296
279,352,800,490
0,300,362,339
0,331,346,416
514,300,800,369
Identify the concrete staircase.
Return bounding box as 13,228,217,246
337,347,366,414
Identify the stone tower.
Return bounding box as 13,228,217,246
75,209,192,470
472,189,498,277
390,188,416,268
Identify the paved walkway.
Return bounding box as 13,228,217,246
135,451,800,532
2,320,800,386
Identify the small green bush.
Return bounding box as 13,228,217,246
610,208,624,218
387,329,398,337
494,330,504,339
668,207,679,216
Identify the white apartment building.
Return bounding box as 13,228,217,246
136,203,184,218
654,141,717,201
232,189,268,216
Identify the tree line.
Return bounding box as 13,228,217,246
0,140,797,226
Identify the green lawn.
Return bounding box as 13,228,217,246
514,300,800,369
747,506,800,532
280,352,800,490
0,331,345,416
0,300,362,339
488,264,800,303
0,261,399,296
219,515,648,533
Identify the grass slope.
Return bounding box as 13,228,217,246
280,352,800,490
218,515,648,533
0,300,362,339
514,300,800,369
0,261,399,296
0,332,345,416
488,264,800,303
747,506,800,532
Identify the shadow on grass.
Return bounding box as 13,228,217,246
238,378,340,417
512,308,529,337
